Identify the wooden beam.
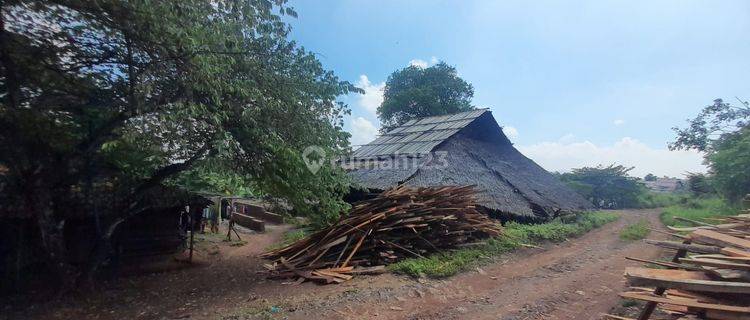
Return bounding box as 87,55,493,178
637,239,692,320
690,254,750,262
624,256,702,271
625,267,750,294
678,257,750,271
722,247,750,258
644,239,722,254
621,291,750,313
690,229,750,250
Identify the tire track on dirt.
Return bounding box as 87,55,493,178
290,209,667,320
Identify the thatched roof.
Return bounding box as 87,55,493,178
353,109,488,158
345,110,592,221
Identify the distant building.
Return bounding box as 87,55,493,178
643,177,685,193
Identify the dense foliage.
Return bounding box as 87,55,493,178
0,0,357,288
377,62,474,131
671,99,750,202
706,127,750,201
558,165,644,209
686,173,715,197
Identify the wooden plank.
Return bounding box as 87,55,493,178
620,291,750,313
675,216,715,227
638,239,694,320
644,239,721,254
665,289,722,304
625,267,711,281
691,254,750,262
690,229,750,250
625,267,750,294
313,270,353,281
667,222,750,232
703,267,750,281
657,303,689,314
722,247,750,258
341,229,369,268
348,265,387,275
625,256,702,271
678,257,750,271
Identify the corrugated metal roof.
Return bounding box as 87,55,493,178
352,109,489,158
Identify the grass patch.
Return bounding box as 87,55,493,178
389,211,619,278
619,219,650,241
660,197,736,227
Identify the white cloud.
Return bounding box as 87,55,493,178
355,75,385,114
409,56,439,68
409,59,429,68
613,119,626,126
518,137,706,178
558,133,577,144
503,126,519,139
349,117,379,147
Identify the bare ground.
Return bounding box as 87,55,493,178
3,209,666,320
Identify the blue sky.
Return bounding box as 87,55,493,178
286,0,750,177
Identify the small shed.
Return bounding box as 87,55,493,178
344,109,592,221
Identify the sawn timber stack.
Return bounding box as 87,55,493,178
261,185,502,284
610,197,750,320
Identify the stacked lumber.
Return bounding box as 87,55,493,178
261,185,502,284
614,208,750,320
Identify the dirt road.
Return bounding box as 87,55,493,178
284,209,667,320
5,209,667,320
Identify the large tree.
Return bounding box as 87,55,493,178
671,99,750,202
377,62,474,131
0,0,357,289
559,165,643,209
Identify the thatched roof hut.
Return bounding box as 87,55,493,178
344,109,592,221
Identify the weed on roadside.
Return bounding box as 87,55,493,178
390,211,619,278
660,198,736,227
619,219,650,241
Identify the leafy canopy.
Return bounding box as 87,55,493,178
559,165,644,209
706,127,750,201
671,98,750,202
670,98,750,152
0,0,358,286
377,62,474,131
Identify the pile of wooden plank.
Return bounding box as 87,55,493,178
612,207,750,320
261,185,502,284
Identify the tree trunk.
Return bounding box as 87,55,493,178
36,204,78,294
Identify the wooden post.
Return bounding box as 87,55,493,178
637,239,692,320
226,200,235,241
189,208,195,263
